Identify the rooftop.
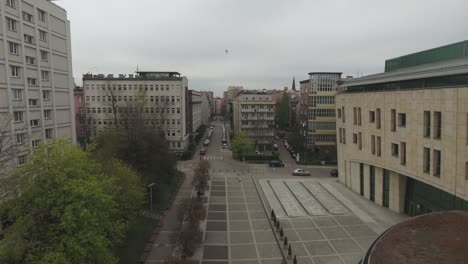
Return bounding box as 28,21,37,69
308,72,342,75
82,71,183,81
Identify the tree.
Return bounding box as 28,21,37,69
229,131,254,160
0,115,15,174
172,198,205,259
287,130,307,155
0,141,144,264
192,160,210,196
276,92,290,129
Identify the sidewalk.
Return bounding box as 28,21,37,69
145,167,195,263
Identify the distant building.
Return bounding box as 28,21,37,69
223,86,244,123
0,0,75,174
200,91,213,125
187,90,202,138
336,40,468,216
73,87,86,147
232,90,275,150
289,77,300,128
300,72,342,148
82,71,190,151
214,97,223,115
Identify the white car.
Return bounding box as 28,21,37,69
292,169,311,176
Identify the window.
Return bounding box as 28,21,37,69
423,147,431,174
32,140,40,148
376,108,381,129
39,30,47,41
400,142,406,165
30,119,39,127
17,155,26,166
391,143,399,157
342,107,345,122
29,99,38,106
8,41,19,54
16,133,24,144
433,150,441,177
391,109,396,132
43,90,51,100
24,34,34,44
6,17,17,31
10,65,20,77
371,135,375,155
369,111,375,123
26,56,36,65
6,0,16,8
40,50,49,61
424,111,431,137
342,128,346,144
38,9,47,22
376,136,381,157
41,71,50,81
27,78,37,86
434,111,441,139
465,162,468,180
337,109,341,118
13,111,23,122
398,113,406,127
44,110,51,119
353,107,357,125
22,11,33,22
12,89,22,100
358,107,361,125
45,128,53,139
353,133,358,144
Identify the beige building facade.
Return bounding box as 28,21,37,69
0,0,75,174
232,91,275,150
336,46,468,216
300,73,341,148
82,72,189,151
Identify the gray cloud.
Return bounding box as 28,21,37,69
57,0,468,96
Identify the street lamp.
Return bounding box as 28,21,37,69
147,183,155,211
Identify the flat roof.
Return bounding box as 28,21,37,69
136,71,181,75
341,57,468,88
308,72,342,75
300,79,309,84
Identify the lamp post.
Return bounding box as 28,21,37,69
148,183,155,211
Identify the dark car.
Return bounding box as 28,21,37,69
330,169,338,177
200,148,206,155
269,160,285,167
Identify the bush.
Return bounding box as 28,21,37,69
243,154,279,161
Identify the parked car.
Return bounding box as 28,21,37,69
200,148,206,155
255,151,263,155
269,160,285,167
222,143,228,149
203,139,210,146
292,168,311,176
330,169,338,177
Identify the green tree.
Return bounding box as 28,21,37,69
276,92,290,129
287,130,307,155
192,160,210,196
0,141,144,264
229,131,255,160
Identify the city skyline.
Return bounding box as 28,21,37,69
56,0,468,96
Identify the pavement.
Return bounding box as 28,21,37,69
146,121,407,264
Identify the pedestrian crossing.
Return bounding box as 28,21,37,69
202,156,224,160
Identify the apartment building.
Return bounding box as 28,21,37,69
214,97,223,115
300,72,342,148
336,41,468,216
187,90,201,136
0,0,75,172
200,91,212,125
82,71,189,151
232,90,275,150
73,86,85,147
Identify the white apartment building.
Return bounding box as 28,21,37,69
82,71,190,151
336,41,468,216
0,0,75,173
232,90,275,151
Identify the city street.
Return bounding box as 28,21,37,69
146,120,407,264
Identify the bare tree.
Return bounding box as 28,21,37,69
99,80,122,130
0,115,15,170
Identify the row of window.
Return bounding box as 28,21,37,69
88,118,182,127
85,95,181,103
240,104,274,110
13,109,52,123
86,107,181,115
15,130,52,145
8,41,49,61
6,17,48,42
5,0,48,22
85,83,179,92
9,65,50,81
12,89,50,102
309,134,336,143
241,112,275,118
309,96,335,105
89,125,182,138
241,121,274,126
308,121,336,130
308,109,336,119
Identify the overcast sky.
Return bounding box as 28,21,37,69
56,0,468,97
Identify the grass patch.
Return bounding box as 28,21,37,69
115,215,158,264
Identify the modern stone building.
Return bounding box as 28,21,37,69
214,97,223,115
0,0,75,173
200,91,213,125
232,90,275,150
300,72,342,148
187,90,201,135
82,71,190,151
336,41,468,216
